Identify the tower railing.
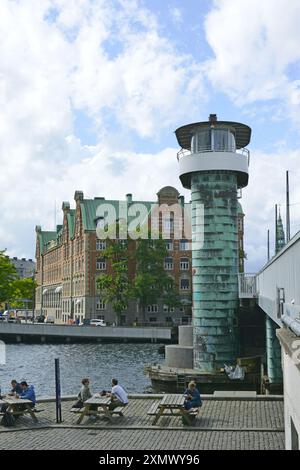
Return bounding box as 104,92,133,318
238,273,257,298
177,146,250,165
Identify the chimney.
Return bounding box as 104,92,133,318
178,195,185,207
74,190,84,201
126,194,133,203
209,113,217,123
62,201,70,212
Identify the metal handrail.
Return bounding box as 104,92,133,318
177,147,250,165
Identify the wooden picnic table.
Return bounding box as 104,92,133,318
76,395,124,424
0,396,38,423
150,394,198,426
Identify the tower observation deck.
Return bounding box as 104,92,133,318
176,114,251,373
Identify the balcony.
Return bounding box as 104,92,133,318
177,146,250,163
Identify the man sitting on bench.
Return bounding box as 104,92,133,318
106,378,128,411
15,381,36,410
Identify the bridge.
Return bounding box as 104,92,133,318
0,323,173,343
238,232,300,403
256,230,300,328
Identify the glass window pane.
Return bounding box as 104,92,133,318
214,129,228,151
197,129,211,151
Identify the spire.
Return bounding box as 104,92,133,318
276,209,286,254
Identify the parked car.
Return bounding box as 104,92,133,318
90,319,106,327
35,315,45,323
45,316,55,324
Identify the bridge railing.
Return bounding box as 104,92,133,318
238,273,257,298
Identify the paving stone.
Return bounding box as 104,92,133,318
0,397,285,450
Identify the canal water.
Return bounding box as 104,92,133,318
0,343,164,397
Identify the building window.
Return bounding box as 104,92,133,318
96,240,106,251
163,305,175,313
180,278,190,290
96,299,106,310
164,218,174,230
118,239,128,248
180,239,189,250
180,257,189,270
164,257,173,270
96,258,106,270
166,240,173,251
165,317,173,323
147,305,158,313
97,315,105,320
149,317,157,322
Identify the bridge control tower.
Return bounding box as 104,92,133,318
176,114,251,373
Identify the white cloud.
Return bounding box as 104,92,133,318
1,0,300,277
0,0,200,258
170,7,183,26
204,0,300,120
243,147,300,271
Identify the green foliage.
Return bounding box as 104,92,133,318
0,250,18,303
10,277,37,308
96,240,132,324
133,238,180,314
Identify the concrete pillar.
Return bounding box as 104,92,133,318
165,345,193,369
178,325,193,346
266,316,283,383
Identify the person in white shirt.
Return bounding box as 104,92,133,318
107,378,128,410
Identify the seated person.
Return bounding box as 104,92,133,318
9,380,23,396
72,378,97,411
106,378,128,411
16,381,36,409
183,381,202,410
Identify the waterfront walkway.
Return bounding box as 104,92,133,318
0,394,284,450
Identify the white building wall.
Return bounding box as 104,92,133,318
282,350,300,449
257,232,300,307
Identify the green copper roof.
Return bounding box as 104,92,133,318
38,231,57,255
67,210,75,239
80,199,156,231
37,194,191,254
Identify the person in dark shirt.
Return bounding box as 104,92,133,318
9,380,22,396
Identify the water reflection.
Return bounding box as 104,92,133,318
0,343,164,396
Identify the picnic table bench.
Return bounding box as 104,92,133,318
75,394,125,424
148,394,199,426
0,397,38,423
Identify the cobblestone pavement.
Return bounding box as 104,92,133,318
0,397,285,450
0,428,284,450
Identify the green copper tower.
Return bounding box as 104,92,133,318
176,114,251,372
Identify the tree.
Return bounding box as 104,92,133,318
133,237,180,322
96,240,133,326
0,250,18,305
10,277,37,309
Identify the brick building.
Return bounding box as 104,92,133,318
35,186,244,325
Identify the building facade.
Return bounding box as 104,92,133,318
8,257,36,278
35,186,244,326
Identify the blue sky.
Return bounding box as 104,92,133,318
1,0,300,272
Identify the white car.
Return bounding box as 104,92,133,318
90,319,106,327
